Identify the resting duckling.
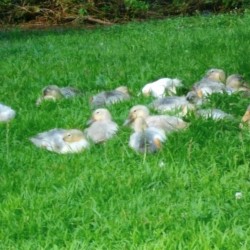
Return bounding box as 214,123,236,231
226,74,250,93
124,105,188,134
30,129,89,154
0,103,16,122
129,117,166,153
90,86,130,108
142,78,183,98
196,108,233,120
203,68,226,83
85,108,118,143
149,95,196,116
36,85,81,105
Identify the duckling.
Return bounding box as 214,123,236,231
129,117,166,153
204,68,226,83
36,85,81,105
124,105,188,134
196,108,233,120
90,86,130,108
0,103,16,122
30,129,89,154
149,95,196,116
142,78,183,98
85,108,118,143
226,74,250,93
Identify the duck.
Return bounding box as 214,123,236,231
0,103,16,122
192,68,228,97
149,95,196,116
141,78,183,98
30,129,89,154
90,86,130,108
226,74,250,92
85,108,118,143
203,68,226,83
196,108,233,120
129,117,166,153
124,105,188,134
36,85,81,105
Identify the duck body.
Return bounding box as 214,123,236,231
142,78,182,98
129,117,166,153
91,86,130,108
0,103,16,122
85,108,118,143
150,96,195,115
30,129,89,154
196,108,233,120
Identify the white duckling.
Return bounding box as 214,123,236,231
124,105,188,134
30,129,89,154
0,103,16,122
149,95,196,116
36,85,81,105
85,108,118,143
142,78,183,98
196,108,233,120
129,117,166,153
90,86,130,108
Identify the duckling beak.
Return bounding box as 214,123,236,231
123,118,132,126
242,110,250,122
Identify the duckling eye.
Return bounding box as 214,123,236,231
67,133,72,137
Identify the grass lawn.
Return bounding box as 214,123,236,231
1,11,250,249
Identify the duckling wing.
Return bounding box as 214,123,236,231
30,129,66,152
146,115,188,133
60,87,81,98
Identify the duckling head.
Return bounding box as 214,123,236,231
124,105,150,125
87,108,112,125
205,68,226,83
115,86,129,94
43,85,63,100
141,84,152,96
63,129,86,143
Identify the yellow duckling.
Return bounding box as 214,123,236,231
85,108,118,143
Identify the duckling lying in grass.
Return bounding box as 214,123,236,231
196,108,233,120
226,74,250,94
124,105,188,134
0,103,16,122
90,86,130,108
85,108,118,143
141,78,183,98
149,95,196,116
30,129,89,154
129,117,166,153
36,85,81,105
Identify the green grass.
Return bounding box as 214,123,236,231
1,11,250,249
